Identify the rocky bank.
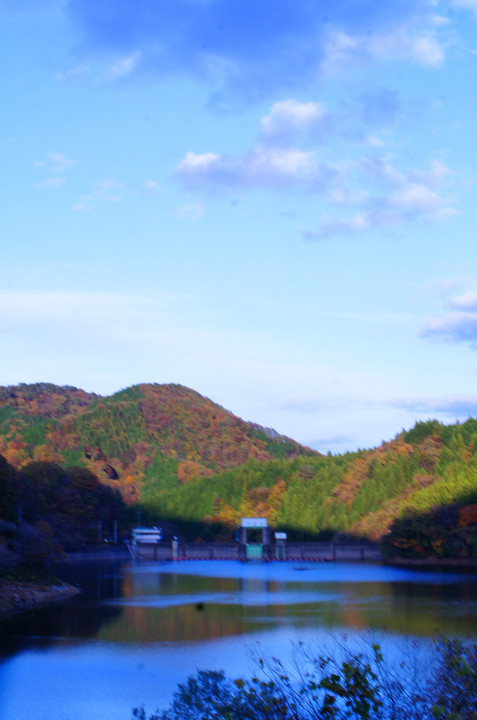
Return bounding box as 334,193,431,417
0,578,80,619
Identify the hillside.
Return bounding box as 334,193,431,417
138,416,477,553
2,384,477,556
0,382,315,503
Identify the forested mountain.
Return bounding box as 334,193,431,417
1,383,477,558
139,416,477,554
0,382,314,504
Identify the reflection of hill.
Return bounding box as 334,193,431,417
92,567,477,644
2,561,477,663
0,560,126,660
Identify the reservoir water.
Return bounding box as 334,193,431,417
1,559,477,720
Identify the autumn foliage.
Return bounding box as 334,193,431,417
0,383,312,506
2,385,477,554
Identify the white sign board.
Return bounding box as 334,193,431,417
275,532,287,540
241,517,268,528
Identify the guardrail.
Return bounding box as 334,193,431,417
126,541,382,562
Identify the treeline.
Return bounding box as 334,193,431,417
384,502,477,559
0,455,126,573
141,417,477,554
2,382,477,559
0,383,314,500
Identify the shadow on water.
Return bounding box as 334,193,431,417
1,560,477,720
0,559,125,659
2,560,477,657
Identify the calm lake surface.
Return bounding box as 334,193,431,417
1,559,477,720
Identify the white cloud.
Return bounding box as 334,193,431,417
175,202,205,219
420,288,477,346
175,98,456,238
305,156,455,239
245,146,312,179
177,100,333,190
99,51,142,82
322,30,364,75
391,182,453,219
48,151,76,173
304,213,372,240
36,177,66,189
140,180,164,194
33,152,75,192
177,151,223,174
421,311,477,343
34,151,76,188
59,0,449,111
361,153,405,187
96,179,123,200
176,144,315,189
72,179,125,211
451,291,477,311
391,395,477,417
412,160,454,189
260,99,328,140
323,26,445,74
365,136,386,147
55,64,90,82
452,0,477,15
410,34,445,66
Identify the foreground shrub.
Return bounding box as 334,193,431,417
133,636,477,720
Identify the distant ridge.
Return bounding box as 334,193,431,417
3,384,477,551
0,382,315,503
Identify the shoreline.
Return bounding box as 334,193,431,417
0,578,80,620
386,556,477,569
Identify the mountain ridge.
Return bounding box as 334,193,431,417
0,382,315,503
2,384,477,556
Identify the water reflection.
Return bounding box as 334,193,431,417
0,560,124,659
3,561,477,652
1,560,477,720
90,561,477,643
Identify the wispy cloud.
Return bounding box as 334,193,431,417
47,151,76,173
420,289,477,346
281,398,348,413
33,151,76,174
55,64,90,82
304,158,455,240
139,180,164,195
176,100,456,238
322,25,446,76
391,395,477,418
176,145,318,190
175,202,205,219
175,99,340,192
72,179,125,212
260,100,329,142
36,177,66,190
452,0,477,16
34,151,76,189
65,0,448,106
420,293,477,347
98,51,142,83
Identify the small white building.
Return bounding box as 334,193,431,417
131,527,162,545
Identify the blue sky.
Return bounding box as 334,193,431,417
2,0,477,453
